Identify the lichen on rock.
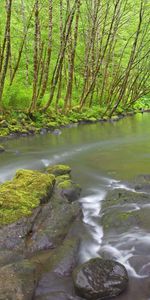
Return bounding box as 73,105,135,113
0,169,55,226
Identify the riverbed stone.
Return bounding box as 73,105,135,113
73,258,128,300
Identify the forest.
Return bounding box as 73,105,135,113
0,0,150,132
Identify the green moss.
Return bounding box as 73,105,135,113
46,164,71,176
47,121,58,128
57,180,72,190
8,125,22,133
102,211,133,231
55,174,71,184
11,119,18,125
0,128,9,137
0,169,55,226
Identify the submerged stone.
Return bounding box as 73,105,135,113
0,169,55,226
73,258,128,300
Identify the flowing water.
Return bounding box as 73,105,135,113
1,112,150,299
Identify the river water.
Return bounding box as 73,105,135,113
1,112,150,299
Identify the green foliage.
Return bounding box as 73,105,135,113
0,0,150,118
133,96,150,110
3,82,32,110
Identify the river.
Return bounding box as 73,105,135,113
1,112,150,299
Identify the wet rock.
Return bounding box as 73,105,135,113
0,259,40,300
73,258,128,300
52,129,62,135
56,179,81,202
46,164,71,176
110,115,120,122
0,165,82,299
40,128,47,135
101,188,150,233
134,174,150,193
0,144,5,152
26,195,80,254
102,188,149,210
0,250,24,267
34,236,80,299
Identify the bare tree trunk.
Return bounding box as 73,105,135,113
64,0,80,112
80,0,121,109
39,0,53,99
109,0,144,117
29,0,40,112
20,0,30,85
43,0,77,112
10,4,34,86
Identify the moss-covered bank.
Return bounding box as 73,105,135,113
0,108,147,139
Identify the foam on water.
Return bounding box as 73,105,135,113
79,190,106,263
79,178,150,279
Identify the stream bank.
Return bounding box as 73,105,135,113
0,108,148,140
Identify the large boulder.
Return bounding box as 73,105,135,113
73,258,128,300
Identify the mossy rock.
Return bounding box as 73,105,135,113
8,125,22,133
0,169,55,226
87,117,97,122
46,164,71,176
0,145,5,152
56,180,81,202
0,128,9,137
110,115,120,121
102,189,150,210
55,174,71,184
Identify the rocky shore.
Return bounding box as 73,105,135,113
0,164,82,299
1,164,150,299
0,109,147,140
0,163,131,300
